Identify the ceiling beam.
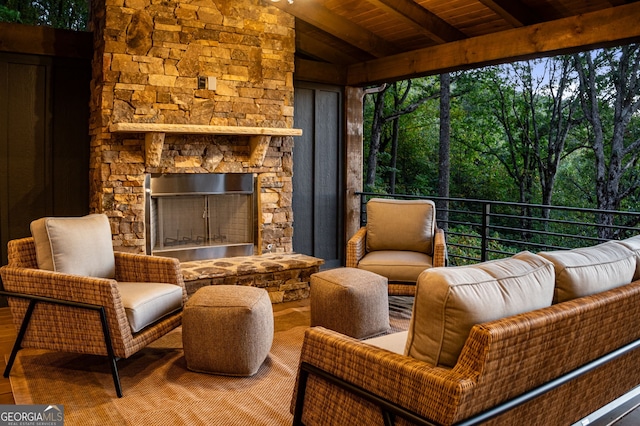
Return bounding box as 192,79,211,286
266,1,398,58
477,0,541,27
346,2,640,86
365,0,466,43
296,31,363,65
295,58,347,86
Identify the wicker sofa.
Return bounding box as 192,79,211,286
292,236,640,426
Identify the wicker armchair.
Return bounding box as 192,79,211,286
0,230,187,397
346,198,447,295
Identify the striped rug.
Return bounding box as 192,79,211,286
9,296,413,425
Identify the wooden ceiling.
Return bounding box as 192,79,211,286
266,0,640,86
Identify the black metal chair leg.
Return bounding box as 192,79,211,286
3,299,37,378
98,306,123,398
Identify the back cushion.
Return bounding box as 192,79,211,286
366,198,435,254
404,251,555,367
615,235,640,280
30,214,116,278
539,241,636,303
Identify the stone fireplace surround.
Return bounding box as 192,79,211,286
88,0,299,258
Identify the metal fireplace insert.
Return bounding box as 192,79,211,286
145,173,257,262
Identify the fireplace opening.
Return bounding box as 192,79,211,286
145,173,257,261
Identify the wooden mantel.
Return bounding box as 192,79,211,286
109,123,303,167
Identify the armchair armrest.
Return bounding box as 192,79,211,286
434,228,447,267
292,327,475,426
114,251,186,291
0,266,120,308
346,227,368,267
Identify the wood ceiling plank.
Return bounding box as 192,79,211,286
364,0,467,43
477,0,541,27
346,2,640,85
267,1,398,58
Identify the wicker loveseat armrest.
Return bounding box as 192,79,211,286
346,227,368,267
433,228,447,267
292,327,477,426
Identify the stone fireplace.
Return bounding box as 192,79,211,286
88,0,297,256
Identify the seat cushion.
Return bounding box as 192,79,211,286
539,241,636,303
117,282,184,333
30,214,115,278
404,251,555,368
615,235,640,280
358,250,432,283
365,198,435,254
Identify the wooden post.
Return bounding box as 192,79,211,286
345,86,364,243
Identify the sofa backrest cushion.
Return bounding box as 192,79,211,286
538,241,636,303
365,198,435,254
615,235,640,280
404,251,555,368
30,214,116,279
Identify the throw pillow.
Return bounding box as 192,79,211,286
615,235,640,281
365,198,435,254
404,251,555,368
30,214,116,278
539,241,636,303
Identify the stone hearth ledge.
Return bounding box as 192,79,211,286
181,253,324,304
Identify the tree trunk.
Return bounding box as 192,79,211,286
365,89,387,190
437,73,451,230
574,46,640,239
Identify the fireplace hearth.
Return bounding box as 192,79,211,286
145,173,257,262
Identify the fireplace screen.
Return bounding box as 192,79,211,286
145,173,256,261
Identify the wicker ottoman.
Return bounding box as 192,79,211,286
182,285,274,376
310,267,390,339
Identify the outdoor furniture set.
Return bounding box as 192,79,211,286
292,235,640,425
0,214,274,399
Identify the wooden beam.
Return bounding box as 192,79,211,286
296,31,360,65
344,87,364,241
477,0,541,27
294,58,347,86
267,1,398,58
347,3,640,86
110,122,302,136
0,22,92,58
365,0,466,43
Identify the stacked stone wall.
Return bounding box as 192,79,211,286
89,0,296,253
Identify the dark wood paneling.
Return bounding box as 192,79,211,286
0,52,90,267
293,83,344,268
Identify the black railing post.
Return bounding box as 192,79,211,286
481,203,491,262
360,194,368,227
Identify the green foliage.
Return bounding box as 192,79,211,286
0,4,20,23
0,0,89,30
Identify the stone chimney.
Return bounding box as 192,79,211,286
88,0,296,254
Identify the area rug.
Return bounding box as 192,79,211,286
9,297,413,425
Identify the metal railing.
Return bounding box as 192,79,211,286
357,192,640,266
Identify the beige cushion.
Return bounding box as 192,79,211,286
30,214,115,278
539,241,636,303
615,235,640,280
357,250,432,282
365,198,435,254
363,330,408,355
117,282,184,333
404,251,555,368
